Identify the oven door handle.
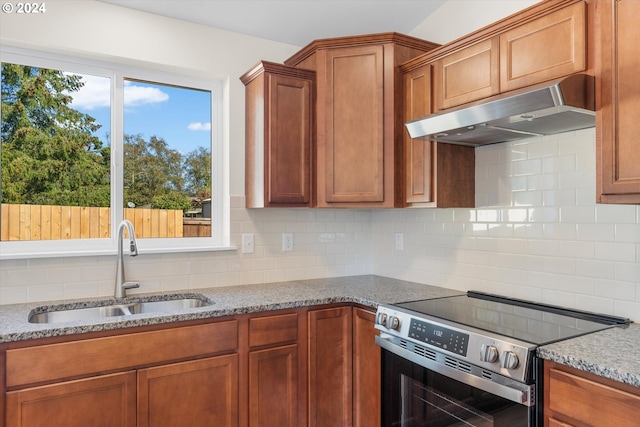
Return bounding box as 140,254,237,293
376,335,535,407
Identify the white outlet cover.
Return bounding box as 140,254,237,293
282,232,294,252
242,233,254,254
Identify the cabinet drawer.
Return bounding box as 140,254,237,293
547,367,640,427
6,320,238,388
249,313,298,347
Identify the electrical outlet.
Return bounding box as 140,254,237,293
242,233,254,254
282,232,294,252
395,232,404,251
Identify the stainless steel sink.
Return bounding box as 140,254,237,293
28,295,212,324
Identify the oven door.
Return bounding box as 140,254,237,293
379,339,538,427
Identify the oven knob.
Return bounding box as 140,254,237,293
377,312,388,327
388,316,401,331
480,344,499,363
502,351,520,370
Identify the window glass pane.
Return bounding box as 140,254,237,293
123,79,212,239
1,63,111,241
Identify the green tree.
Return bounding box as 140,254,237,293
151,190,191,212
123,134,184,207
1,64,110,206
183,146,211,198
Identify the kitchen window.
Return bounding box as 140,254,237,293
0,47,228,259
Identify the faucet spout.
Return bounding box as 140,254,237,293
115,219,139,298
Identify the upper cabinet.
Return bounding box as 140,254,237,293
285,33,439,208
241,61,315,208
596,0,640,203
425,0,588,113
433,37,500,111
402,62,475,208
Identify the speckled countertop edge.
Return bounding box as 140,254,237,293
537,323,640,388
0,275,462,343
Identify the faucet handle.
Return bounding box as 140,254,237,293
122,281,140,295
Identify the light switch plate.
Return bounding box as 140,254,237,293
395,232,403,251
242,233,254,254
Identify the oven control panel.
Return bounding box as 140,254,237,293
408,318,469,357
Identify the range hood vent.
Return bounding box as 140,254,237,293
405,74,595,146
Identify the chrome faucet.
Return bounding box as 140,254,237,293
115,219,139,298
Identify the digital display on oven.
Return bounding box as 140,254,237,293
408,319,469,356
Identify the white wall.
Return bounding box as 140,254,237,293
2,0,639,322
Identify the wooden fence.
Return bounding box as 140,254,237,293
0,204,210,241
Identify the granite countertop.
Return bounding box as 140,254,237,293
538,323,640,388
0,275,462,343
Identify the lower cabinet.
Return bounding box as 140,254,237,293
308,306,381,427
6,371,137,427
3,304,382,427
138,355,238,427
544,360,640,427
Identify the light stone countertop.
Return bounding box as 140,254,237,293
0,275,462,343
537,322,640,388
2,274,638,391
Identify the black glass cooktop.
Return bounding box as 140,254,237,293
393,291,630,346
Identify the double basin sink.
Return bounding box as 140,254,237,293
28,295,212,324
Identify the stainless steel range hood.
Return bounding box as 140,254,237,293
405,74,595,146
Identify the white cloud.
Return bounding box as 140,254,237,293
68,74,111,111
124,81,169,107
187,122,211,131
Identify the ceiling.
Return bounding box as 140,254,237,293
97,0,447,47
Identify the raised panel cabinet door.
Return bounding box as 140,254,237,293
324,45,385,204
597,0,640,203
544,361,640,427
249,345,299,427
241,61,315,208
267,73,313,205
308,306,353,427
138,354,239,427
352,308,381,427
433,37,500,111
404,65,434,205
6,371,136,427
500,1,586,91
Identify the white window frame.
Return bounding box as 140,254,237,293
0,47,231,259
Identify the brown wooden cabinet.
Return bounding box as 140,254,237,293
3,321,239,427
138,355,238,427
500,1,586,92
596,0,640,203
246,311,306,427
544,360,640,427
418,0,588,113
352,307,380,427
401,63,475,208
308,306,353,427
433,37,500,111
241,61,315,208
6,371,137,427
285,33,439,208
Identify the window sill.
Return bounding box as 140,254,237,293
0,245,238,260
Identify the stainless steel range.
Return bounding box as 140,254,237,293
375,291,630,427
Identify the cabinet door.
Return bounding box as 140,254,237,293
266,73,313,205
433,37,499,111
323,45,385,204
352,307,380,427
404,65,434,205
242,61,314,208
597,0,640,203
544,360,640,427
6,371,136,427
249,345,299,427
138,354,238,427
500,1,586,91
308,306,352,427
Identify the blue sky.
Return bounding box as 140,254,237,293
71,75,212,154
